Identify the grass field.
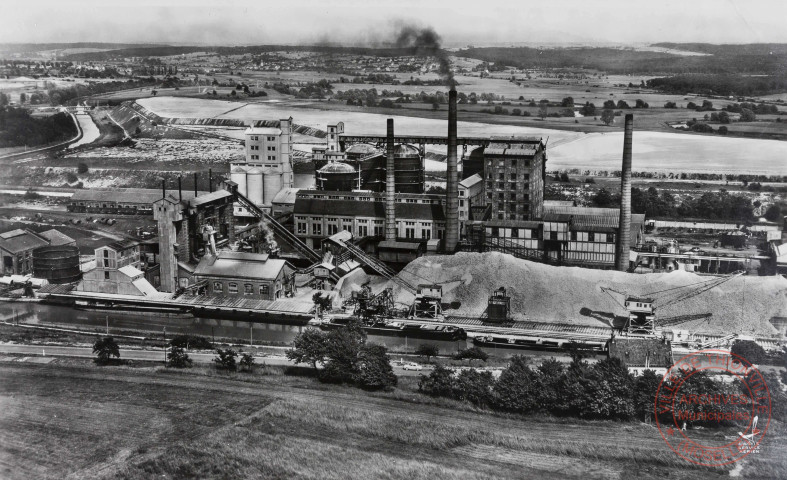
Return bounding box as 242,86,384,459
0,360,784,479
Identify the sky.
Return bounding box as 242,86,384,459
2,0,787,46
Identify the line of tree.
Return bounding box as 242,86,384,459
287,322,397,390
419,353,786,424
45,77,160,106
0,107,78,148
647,74,787,97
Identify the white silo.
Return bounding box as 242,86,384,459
246,167,264,206
262,169,282,205
230,166,248,196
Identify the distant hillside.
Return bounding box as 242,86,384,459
457,45,787,75
0,43,166,54
62,44,430,61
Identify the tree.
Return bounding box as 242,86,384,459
560,172,570,182
580,102,596,116
593,188,614,207
603,100,616,109
431,102,439,110
764,204,783,222
230,90,237,97
561,96,574,107
419,364,455,397
320,320,366,383
538,104,548,120
286,327,328,370
453,369,495,407
616,100,630,109
19,93,27,103
312,292,332,318
416,343,439,362
740,108,756,122
454,346,489,365
633,369,661,422
686,101,697,109
493,355,539,413
151,90,157,97
77,163,89,174
719,111,731,124
664,101,677,109
213,348,238,371
731,340,767,365
600,109,615,125
167,346,193,368
239,352,255,372
635,99,649,108
356,344,397,390
93,337,120,364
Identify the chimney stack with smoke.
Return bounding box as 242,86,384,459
385,118,396,241
616,114,634,271
444,90,459,252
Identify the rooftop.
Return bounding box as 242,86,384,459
193,251,290,280
271,188,300,205
246,127,281,135
0,229,49,254
37,229,75,246
71,188,209,205
104,238,140,252
189,190,233,208
459,173,483,189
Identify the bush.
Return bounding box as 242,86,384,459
213,348,238,371
167,346,192,368
93,337,120,365
239,352,255,372
453,369,495,407
731,340,767,365
419,364,456,397
170,334,213,350
454,347,489,364
493,355,539,413
65,172,78,183
356,344,397,391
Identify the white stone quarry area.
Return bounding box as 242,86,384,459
391,252,787,336
64,138,244,163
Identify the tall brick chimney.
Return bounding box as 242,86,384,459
616,114,634,271
444,89,459,252
385,119,396,241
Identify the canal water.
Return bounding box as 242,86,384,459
0,302,476,354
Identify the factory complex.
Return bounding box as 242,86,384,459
3,89,785,364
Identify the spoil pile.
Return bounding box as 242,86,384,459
391,252,786,336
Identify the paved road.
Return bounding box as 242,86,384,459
0,343,432,376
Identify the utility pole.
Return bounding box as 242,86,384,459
105,315,109,335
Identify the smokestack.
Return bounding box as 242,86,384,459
178,175,182,202
161,179,166,199
208,168,213,193
194,172,198,196
444,89,459,252
385,119,396,241
616,114,634,271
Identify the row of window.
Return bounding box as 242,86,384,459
213,281,270,295
248,136,277,142
302,194,442,205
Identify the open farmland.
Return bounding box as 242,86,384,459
137,96,787,175
2,361,783,480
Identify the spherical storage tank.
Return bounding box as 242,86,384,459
262,169,282,205
317,162,358,192
246,167,264,205
33,245,81,284
230,166,248,196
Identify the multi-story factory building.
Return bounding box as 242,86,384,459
293,190,446,250
230,120,294,215
483,138,546,221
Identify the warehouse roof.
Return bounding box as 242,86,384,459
189,190,233,207
460,173,483,189
194,251,291,280
0,229,49,254
38,229,75,246
104,238,140,251
271,188,300,205
71,188,209,205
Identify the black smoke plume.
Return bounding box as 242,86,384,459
393,25,455,89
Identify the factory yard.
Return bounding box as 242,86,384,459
394,252,787,337
3,360,783,480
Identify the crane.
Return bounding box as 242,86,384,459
600,271,745,335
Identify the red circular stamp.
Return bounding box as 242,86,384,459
654,349,771,467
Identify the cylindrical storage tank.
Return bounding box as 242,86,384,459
317,162,358,192
246,168,263,205
263,169,282,205
393,144,423,194
345,143,379,161
359,154,386,192
230,166,248,197
33,245,81,284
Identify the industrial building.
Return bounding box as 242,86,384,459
77,239,158,296
0,228,76,276
193,251,295,300
482,138,547,221
68,187,209,215
230,120,294,216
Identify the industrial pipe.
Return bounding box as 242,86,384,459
616,114,634,271
385,118,396,241
444,89,459,252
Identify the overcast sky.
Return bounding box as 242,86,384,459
3,0,786,46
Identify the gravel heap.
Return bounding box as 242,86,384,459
392,252,785,336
